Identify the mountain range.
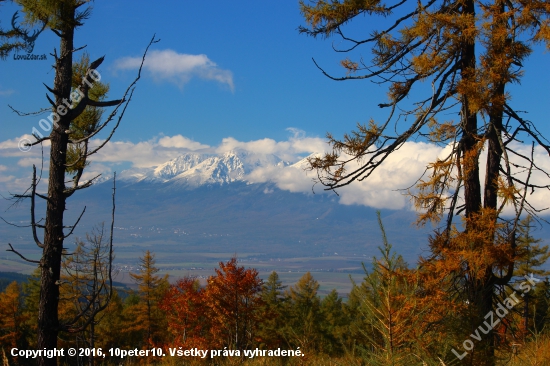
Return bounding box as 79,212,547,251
80,149,432,260
0,149,454,276
117,149,294,187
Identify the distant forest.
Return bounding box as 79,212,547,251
1,217,549,366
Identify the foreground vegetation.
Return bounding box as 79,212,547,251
1,215,549,366
2,0,549,365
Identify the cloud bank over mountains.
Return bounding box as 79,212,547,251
1,130,549,213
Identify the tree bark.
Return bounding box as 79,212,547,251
37,6,75,366
459,1,498,364
460,0,481,221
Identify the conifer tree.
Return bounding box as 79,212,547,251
93,289,124,350
258,271,286,348
2,3,155,365
22,268,40,348
351,213,426,365
515,216,550,280
300,1,550,363
530,279,550,334
0,281,27,353
204,257,264,350
320,289,348,356
128,250,169,347
120,292,144,348
283,272,322,353
513,215,550,334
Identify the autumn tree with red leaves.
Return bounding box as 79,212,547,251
160,277,208,349
204,257,264,350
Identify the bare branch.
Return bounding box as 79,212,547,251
69,35,159,146
86,99,123,107
43,83,60,97
8,104,50,116
61,174,116,333
30,166,44,248
7,243,40,264
63,206,86,239
63,174,101,198
0,216,32,228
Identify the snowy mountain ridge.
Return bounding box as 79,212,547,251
117,149,294,188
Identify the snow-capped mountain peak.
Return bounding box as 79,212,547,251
169,149,283,188
118,149,294,188
153,153,210,181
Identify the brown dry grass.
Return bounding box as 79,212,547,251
498,332,550,366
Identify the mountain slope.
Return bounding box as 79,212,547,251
69,180,431,264
118,149,290,188
167,150,286,188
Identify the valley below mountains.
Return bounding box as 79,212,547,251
1,149,441,293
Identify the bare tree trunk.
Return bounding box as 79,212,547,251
460,0,481,221
459,1,498,364
37,7,75,366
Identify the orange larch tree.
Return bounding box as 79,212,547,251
300,0,550,364
0,281,27,354
127,250,169,348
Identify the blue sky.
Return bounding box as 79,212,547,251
1,1,549,210
1,1,384,145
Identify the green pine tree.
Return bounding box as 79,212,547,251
22,268,41,348
320,289,348,356
94,289,124,350
258,271,286,348
283,272,322,353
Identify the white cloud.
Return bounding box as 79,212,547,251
245,141,445,209
496,142,550,216
158,135,210,150
216,128,329,162
247,164,318,193
87,130,325,169
91,139,179,168
80,163,114,183
17,157,45,167
332,142,445,209
0,174,15,183
1,131,549,214
0,134,51,157
114,49,234,91
243,138,550,214
0,88,15,96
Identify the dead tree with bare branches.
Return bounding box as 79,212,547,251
2,2,157,366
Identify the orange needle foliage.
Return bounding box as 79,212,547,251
0,281,27,352
300,0,550,363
